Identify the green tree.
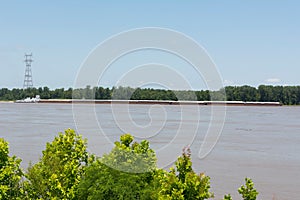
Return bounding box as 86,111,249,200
195,90,210,101
52,88,65,99
83,85,93,99
104,87,112,99
0,138,23,199
25,129,89,200
223,194,233,200
95,87,111,99
64,88,73,99
210,88,226,101
112,86,135,100
174,90,197,101
156,148,213,200
238,178,259,200
77,133,157,200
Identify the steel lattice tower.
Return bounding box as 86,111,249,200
23,53,33,88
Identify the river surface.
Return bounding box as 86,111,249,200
0,102,299,199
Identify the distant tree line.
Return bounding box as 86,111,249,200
0,85,300,105
225,85,300,105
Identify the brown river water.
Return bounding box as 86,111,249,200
0,102,299,199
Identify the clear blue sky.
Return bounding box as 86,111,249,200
0,0,299,89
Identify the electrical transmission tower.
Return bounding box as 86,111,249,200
23,53,33,88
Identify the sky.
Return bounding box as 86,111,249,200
0,0,299,90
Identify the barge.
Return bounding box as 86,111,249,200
36,99,282,106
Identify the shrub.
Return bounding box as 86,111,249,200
0,138,23,199
24,129,89,199
77,133,157,199
155,147,213,200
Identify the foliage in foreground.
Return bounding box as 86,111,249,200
223,178,258,200
0,129,259,199
24,129,89,199
223,194,233,200
77,133,157,199
238,178,259,200
0,138,23,200
154,147,213,199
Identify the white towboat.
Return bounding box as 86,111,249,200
15,95,40,103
